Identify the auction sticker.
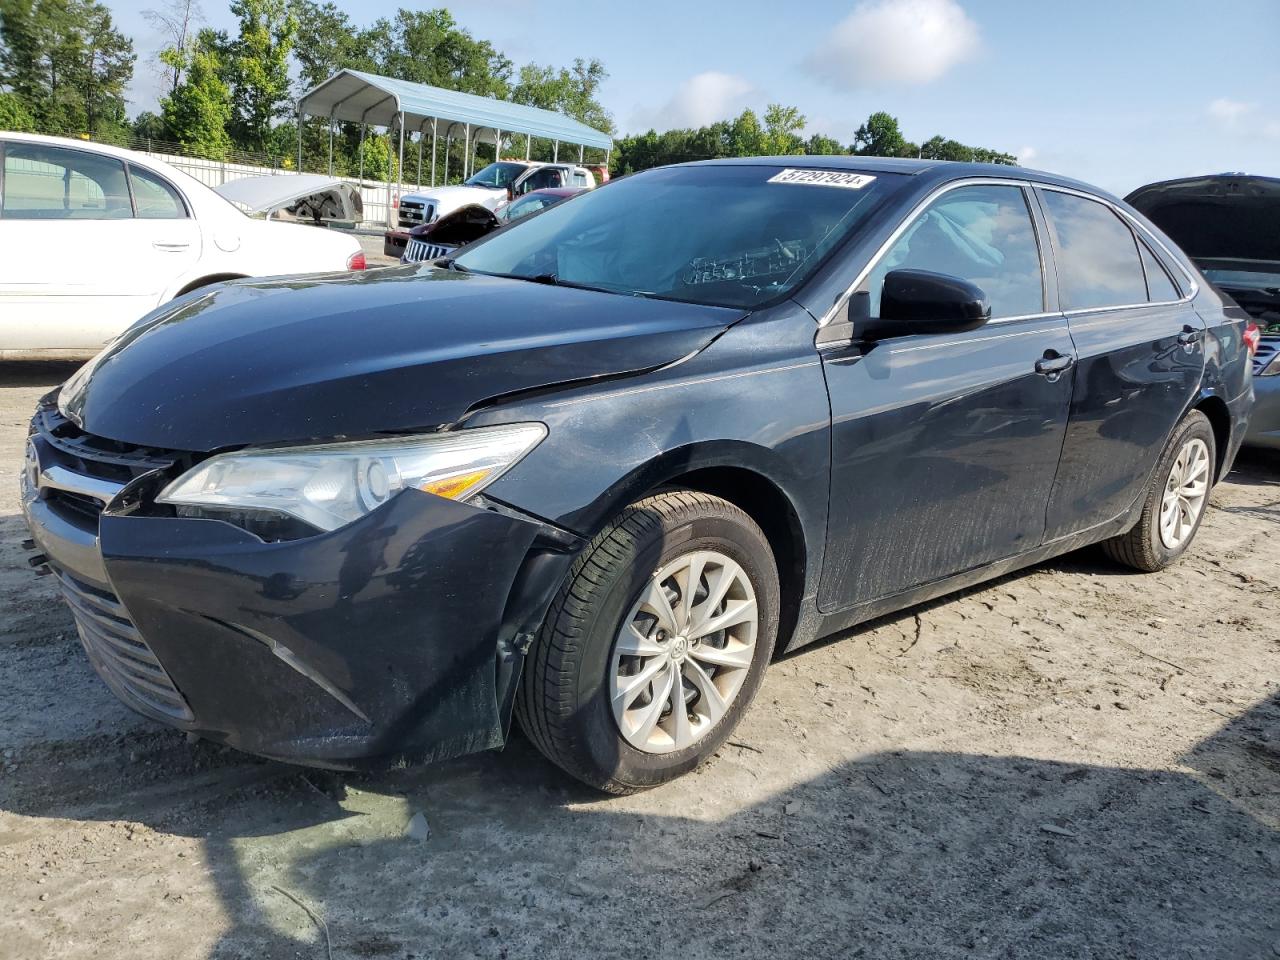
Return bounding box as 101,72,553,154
767,169,876,189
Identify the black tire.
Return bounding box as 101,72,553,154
1101,409,1216,572
516,490,779,794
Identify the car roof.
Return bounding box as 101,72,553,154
677,154,1109,198
0,131,198,186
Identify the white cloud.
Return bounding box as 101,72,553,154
1016,146,1037,166
1208,98,1255,126
627,72,757,132
805,0,980,91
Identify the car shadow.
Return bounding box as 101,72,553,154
2,608,1277,959
2,488,1277,958
1225,447,1280,486
0,360,86,388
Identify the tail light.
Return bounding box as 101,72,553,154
347,251,367,271
1243,321,1260,356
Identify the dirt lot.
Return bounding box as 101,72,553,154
0,360,1277,960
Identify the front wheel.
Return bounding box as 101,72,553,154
516,491,779,794
1102,409,1216,572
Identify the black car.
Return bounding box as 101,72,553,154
22,158,1254,794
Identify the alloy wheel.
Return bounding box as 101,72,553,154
1159,437,1210,549
609,550,758,754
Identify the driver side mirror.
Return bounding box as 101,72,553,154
859,269,991,341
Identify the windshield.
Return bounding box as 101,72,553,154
464,162,528,189
452,165,906,308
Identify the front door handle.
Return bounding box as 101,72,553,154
1035,352,1075,381
152,241,190,251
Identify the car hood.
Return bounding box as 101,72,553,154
405,185,502,211
58,267,742,451
1125,174,1280,269
215,173,363,222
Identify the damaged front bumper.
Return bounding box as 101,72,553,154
21,414,580,769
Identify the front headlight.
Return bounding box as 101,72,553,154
1260,349,1280,377
157,423,546,533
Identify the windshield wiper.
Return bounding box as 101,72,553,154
434,257,469,272
466,269,614,295
531,273,658,297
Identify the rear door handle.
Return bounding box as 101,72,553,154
1035,352,1075,380
152,241,190,251
1177,326,1202,348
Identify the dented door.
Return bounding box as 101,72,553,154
819,314,1076,611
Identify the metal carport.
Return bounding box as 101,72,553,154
296,69,613,221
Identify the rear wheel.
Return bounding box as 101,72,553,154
1102,409,1215,572
516,491,779,794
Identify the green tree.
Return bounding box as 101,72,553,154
143,0,203,97
511,58,613,134
356,130,401,182
79,1,133,137
224,0,297,153
761,103,805,155
1,0,134,136
729,108,764,156
131,109,166,140
160,28,231,158
852,110,917,158
804,132,845,156
374,9,510,98
918,135,1016,165
290,0,377,92
0,90,37,130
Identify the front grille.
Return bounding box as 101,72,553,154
1255,337,1278,376
53,566,193,722
398,200,434,229
31,401,181,526
404,239,454,263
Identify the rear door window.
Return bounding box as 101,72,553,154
1,143,132,219
867,183,1045,319
1041,190,1148,310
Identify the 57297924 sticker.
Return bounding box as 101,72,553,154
766,169,877,189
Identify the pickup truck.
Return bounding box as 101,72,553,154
386,160,596,257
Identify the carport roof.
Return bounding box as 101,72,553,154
297,69,613,151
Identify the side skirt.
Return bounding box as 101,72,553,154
789,504,1141,654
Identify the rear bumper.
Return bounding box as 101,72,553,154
1244,373,1280,449
383,230,408,259
22,473,579,769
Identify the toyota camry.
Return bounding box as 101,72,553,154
21,157,1255,794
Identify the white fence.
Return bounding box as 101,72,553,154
146,150,426,231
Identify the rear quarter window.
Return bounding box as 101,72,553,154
1138,240,1181,301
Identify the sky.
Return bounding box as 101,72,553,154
109,0,1280,195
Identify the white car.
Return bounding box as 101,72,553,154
0,133,366,353
396,160,595,230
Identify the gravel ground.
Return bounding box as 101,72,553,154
355,231,400,267
0,360,1277,960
